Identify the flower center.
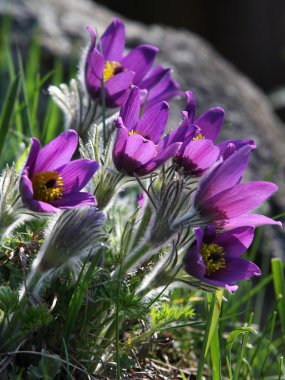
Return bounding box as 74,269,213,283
32,171,63,203
128,129,149,139
200,243,226,276
192,133,205,141
103,61,124,82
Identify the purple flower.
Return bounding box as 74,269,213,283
113,86,181,176
85,19,179,108
184,225,260,292
193,145,281,229
171,91,255,174
137,192,146,208
20,130,99,213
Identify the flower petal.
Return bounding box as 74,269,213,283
218,139,256,160
157,124,197,152
57,159,99,194
203,181,278,219
119,86,140,131
138,65,170,90
120,134,157,174
25,138,41,176
195,145,252,205
195,107,225,141
184,91,196,123
104,70,135,107
136,142,181,175
122,44,158,84
52,192,96,208
220,214,282,229
210,257,261,282
214,227,255,257
135,101,169,144
176,139,219,173
100,19,125,61
34,130,78,173
145,74,180,110
113,118,129,171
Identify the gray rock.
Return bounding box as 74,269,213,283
1,0,284,254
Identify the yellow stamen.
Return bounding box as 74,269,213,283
103,61,122,82
200,243,226,276
192,133,205,141
32,171,63,203
129,129,145,138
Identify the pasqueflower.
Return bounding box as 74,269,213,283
85,19,179,107
20,130,98,213
173,91,254,175
193,145,281,229
184,225,260,292
113,86,181,176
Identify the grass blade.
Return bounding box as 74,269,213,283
271,258,285,335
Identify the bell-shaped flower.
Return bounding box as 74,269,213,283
85,19,179,108
113,86,182,176
184,225,260,292
193,145,281,229
20,130,99,213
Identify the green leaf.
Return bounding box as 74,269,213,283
272,258,285,335
0,75,20,156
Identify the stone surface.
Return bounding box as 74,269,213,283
1,0,285,253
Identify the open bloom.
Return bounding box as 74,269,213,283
85,19,179,108
184,225,260,292
20,130,98,213
113,86,181,176
193,145,281,229
172,91,255,175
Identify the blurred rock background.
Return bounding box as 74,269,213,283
0,0,284,256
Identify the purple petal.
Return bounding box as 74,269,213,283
135,101,169,144
145,74,180,110
25,138,41,176
195,145,252,206
113,118,129,171
120,134,157,174
221,214,282,229
176,139,219,173
157,124,197,152
136,142,181,175
210,257,261,282
203,181,278,219
138,65,170,90
85,28,105,98
34,130,78,173
119,86,140,131
52,192,96,208
100,19,125,61
218,139,256,160
122,44,158,84
195,107,225,141
57,159,99,194
184,91,196,123
104,70,135,107
214,227,255,257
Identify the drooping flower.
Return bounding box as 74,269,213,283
183,225,260,292
20,130,99,213
113,86,182,176
193,145,281,229
85,19,179,108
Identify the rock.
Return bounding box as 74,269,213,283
1,0,284,254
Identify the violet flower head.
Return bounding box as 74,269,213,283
113,86,182,176
85,19,179,108
184,225,260,292
20,130,99,213
171,91,256,175
193,145,281,229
